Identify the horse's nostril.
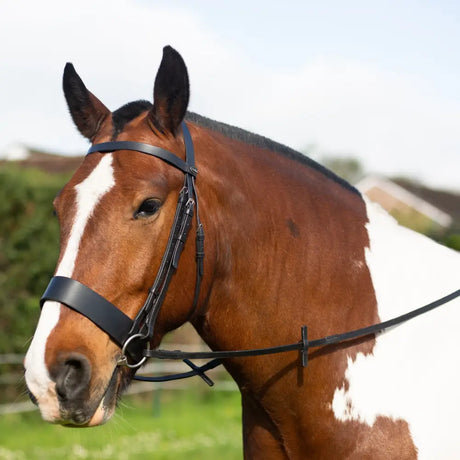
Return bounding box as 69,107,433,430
55,353,91,402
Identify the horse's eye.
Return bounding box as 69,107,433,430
134,199,161,219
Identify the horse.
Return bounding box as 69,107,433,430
24,46,460,459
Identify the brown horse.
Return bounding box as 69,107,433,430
25,46,460,459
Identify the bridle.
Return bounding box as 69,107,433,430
40,121,460,387
40,121,204,369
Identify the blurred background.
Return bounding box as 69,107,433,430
1,1,459,458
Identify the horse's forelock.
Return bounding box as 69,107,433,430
112,100,153,139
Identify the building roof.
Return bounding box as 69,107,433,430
357,175,460,229
392,178,460,225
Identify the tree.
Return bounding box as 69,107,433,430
301,145,365,184
318,156,365,184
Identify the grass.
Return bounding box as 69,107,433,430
0,389,242,460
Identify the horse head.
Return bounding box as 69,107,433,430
24,46,200,426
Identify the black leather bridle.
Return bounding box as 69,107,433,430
40,122,205,371
40,121,460,387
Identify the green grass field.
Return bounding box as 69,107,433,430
0,389,242,460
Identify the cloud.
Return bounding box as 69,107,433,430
0,0,238,152
1,0,458,190
193,55,460,189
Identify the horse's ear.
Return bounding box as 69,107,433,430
150,46,189,135
63,63,110,141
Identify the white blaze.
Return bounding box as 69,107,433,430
56,155,115,278
24,155,115,419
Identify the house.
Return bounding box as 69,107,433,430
356,175,460,236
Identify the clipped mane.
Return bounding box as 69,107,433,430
111,100,359,195
185,112,359,195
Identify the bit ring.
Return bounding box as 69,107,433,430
117,333,148,369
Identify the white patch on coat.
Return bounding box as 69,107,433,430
332,199,460,459
24,155,115,420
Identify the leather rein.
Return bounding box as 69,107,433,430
40,122,460,387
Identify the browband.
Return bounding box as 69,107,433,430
87,141,197,177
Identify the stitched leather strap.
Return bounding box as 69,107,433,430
144,289,460,362
87,141,197,177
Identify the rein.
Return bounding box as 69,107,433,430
141,288,460,385
40,123,460,387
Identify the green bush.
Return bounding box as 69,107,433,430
0,165,70,354
442,233,460,251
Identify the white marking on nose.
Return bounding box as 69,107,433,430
24,155,115,417
57,154,116,277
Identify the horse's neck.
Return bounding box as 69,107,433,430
190,125,460,455
192,127,375,369
191,129,460,456
194,126,458,358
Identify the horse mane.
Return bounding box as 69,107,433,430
111,100,359,195
186,112,359,195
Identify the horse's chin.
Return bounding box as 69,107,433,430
86,398,115,427
87,367,124,426
58,365,132,428
60,402,113,428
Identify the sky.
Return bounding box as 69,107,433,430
0,0,459,191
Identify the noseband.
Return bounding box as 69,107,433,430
40,122,460,387
41,122,204,369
